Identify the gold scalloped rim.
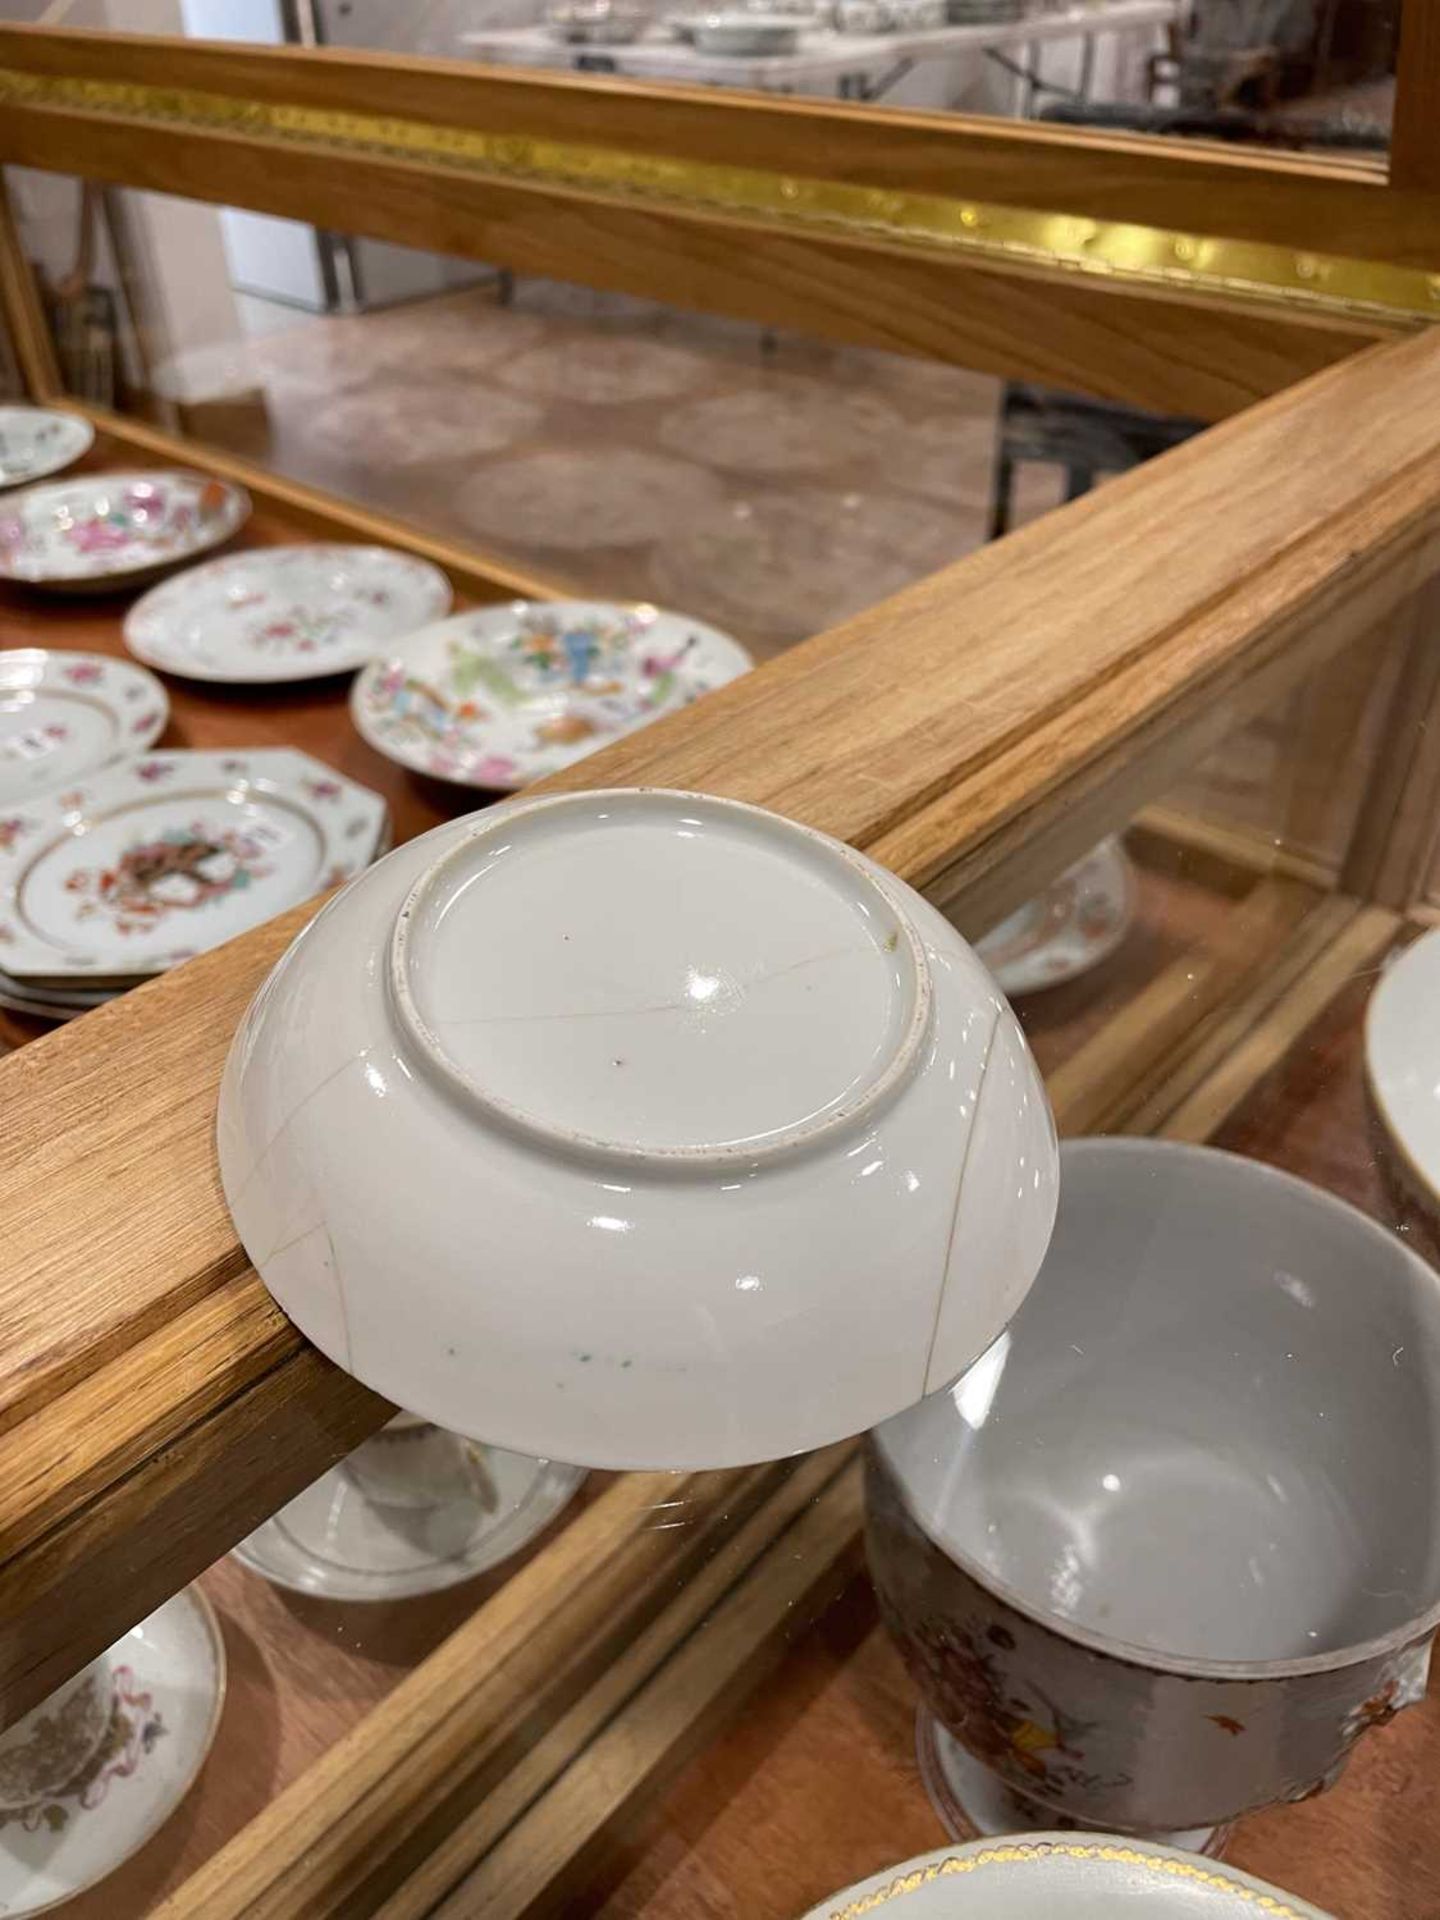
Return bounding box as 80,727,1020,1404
820,1842,1312,1917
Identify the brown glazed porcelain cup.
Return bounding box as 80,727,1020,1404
868,1139,1440,1836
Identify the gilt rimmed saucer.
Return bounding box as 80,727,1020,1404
0,650,168,808
1365,926,1440,1210
0,407,95,489
799,1832,1331,1919
0,747,387,985
350,599,751,790
0,1588,225,1917
975,837,1136,998
124,544,453,684
233,1431,586,1600
0,470,249,591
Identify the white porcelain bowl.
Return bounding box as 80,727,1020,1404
218,789,1057,1470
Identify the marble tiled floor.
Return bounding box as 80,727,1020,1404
218,277,1064,659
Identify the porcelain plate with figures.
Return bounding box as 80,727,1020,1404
124,543,454,684
0,650,168,808
799,1835,1332,1919
0,1587,225,1917
0,747,388,984
0,406,95,489
350,599,752,790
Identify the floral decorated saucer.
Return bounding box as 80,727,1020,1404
350,599,752,790
0,407,95,489
0,1587,225,1917
799,1836,1330,1919
234,1418,586,1601
0,650,168,808
124,544,453,685
0,470,249,591
0,747,387,985
975,837,1136,998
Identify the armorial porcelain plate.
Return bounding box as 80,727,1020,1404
0,747,387,984
0,1588,225,1917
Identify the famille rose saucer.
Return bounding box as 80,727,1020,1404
350,599,752,790
0,747,387,986
0,651,168,809
124,544,453,685
1365,927,1440,1210
799,1833,1331,1920
233,1421,586,1601
0,470,249,592
0,407,95,490
975,837,1136,998
0,1588,225,1917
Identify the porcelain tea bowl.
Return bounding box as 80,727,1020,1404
218,788,1058,1471
868,1137,1440,1842
0,1657,113,1813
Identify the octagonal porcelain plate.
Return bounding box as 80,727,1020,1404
124,544,453,684
0,650,168,807
799,1836,1331,1919
0,747,387,984
0,406,95,489
350,599,752,790
0,469,250,591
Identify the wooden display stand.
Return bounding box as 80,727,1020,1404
1,21,1440,1915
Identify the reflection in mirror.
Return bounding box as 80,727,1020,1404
0,0,1400,139
8,172,1089,656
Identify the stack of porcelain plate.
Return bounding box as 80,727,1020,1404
0,403,95,490
0,646,387,1021
944,0,1024,20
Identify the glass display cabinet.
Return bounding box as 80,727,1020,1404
1,8,1440,1915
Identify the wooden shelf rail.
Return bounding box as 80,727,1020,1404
5,323,1440,1721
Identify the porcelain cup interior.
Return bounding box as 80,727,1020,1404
0,1658,113,1812
869,1138,1440,1826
